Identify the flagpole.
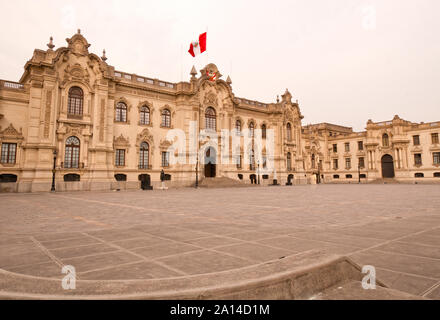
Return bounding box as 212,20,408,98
205,26,208,65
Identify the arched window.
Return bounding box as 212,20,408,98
287,152,292,170
67,86,83,115
64,136,80,168
249,122,254,138
139,142,149,169
139,106,150,125
382,133,389,147
249,149,255,170
287,123,292,141
116,102,127,122
205,107,216,131
261,124,267,139
161,109,171,127
235,120,241,135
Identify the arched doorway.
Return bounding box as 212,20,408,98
381,154,395,178
204,147,216,177
138,174,151,190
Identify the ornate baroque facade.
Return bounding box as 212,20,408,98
0,31,439,192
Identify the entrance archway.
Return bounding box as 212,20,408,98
138,174,151,190
381,154,395,178
204,147,216,177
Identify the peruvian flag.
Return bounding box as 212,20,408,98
188,32,207,57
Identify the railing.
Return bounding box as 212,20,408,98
114,71,175,89
61,162,85,169
236,98,268,108
1,80,24,90
138,164,152,169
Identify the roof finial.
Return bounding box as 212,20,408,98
190,65,197,79
101,49,107,62
226,75,232,85
276,95,280,103
77,29,81,34
47,36,55,50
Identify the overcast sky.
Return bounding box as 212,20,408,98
0,0,439,131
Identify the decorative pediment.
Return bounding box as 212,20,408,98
136,128,154,146
66,30,91,56
282,88,292,104
159,138,173,151
204,91,218,107
0,123,23,140
113,134,130,148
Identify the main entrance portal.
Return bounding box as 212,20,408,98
204,147,216,177
381,154,395,178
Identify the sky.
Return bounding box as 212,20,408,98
0,0,439,131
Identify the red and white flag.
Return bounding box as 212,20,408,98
188,32,207,57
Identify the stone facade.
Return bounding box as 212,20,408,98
0,31,439,192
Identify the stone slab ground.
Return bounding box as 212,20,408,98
0,184,439,299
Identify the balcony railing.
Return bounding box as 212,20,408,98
61,162,85,169
138,164,152,170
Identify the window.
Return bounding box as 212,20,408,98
236,155,242,169
139,142,149,169
161,151,169,167
382,134,389,147
432,133,439,144
359,157,365,168
1,143,17,164
333,144,337,153
346,174,352,179
413,135,420,146
64,173,80,181
114,174,127,181
139,106,150,125
333,174,340,179
345,158,351,169
434,172,440,178
115,149,125,166
414,173,424,178
67,86,83,115
333,159,339,170
161,109,171,127
345,142,350,152
249,122,254,138
205,107,216,131
235,120,241,135
286,123,292,141
249,149,255,170
286,152,291,171
0,174,17,183
433,152,440,165
64,136,80,168
115,102,127,122
359,174,366,179
358,141,364,151
261,124,266,139
414,153,422,165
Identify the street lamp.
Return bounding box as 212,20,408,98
195,153,199,188
358,162,361,184
257,161,260,185
51,149,57,192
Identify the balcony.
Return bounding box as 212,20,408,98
61,162,84,169
138,164,152,170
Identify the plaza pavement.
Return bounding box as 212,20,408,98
0,184,439,299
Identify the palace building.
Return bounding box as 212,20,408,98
0,31,439,192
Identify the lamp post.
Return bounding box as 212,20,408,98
257,161,260,185
195,154,199,188
358,162,361,184
51,149,57,192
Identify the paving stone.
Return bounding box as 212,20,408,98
374,241,440,259
40,237,101,250
183,236,242,248
60,251,141,273
375,268,438,296
50,243,117,259
214,243,294,262
132,242,201,259
158,250,251,275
